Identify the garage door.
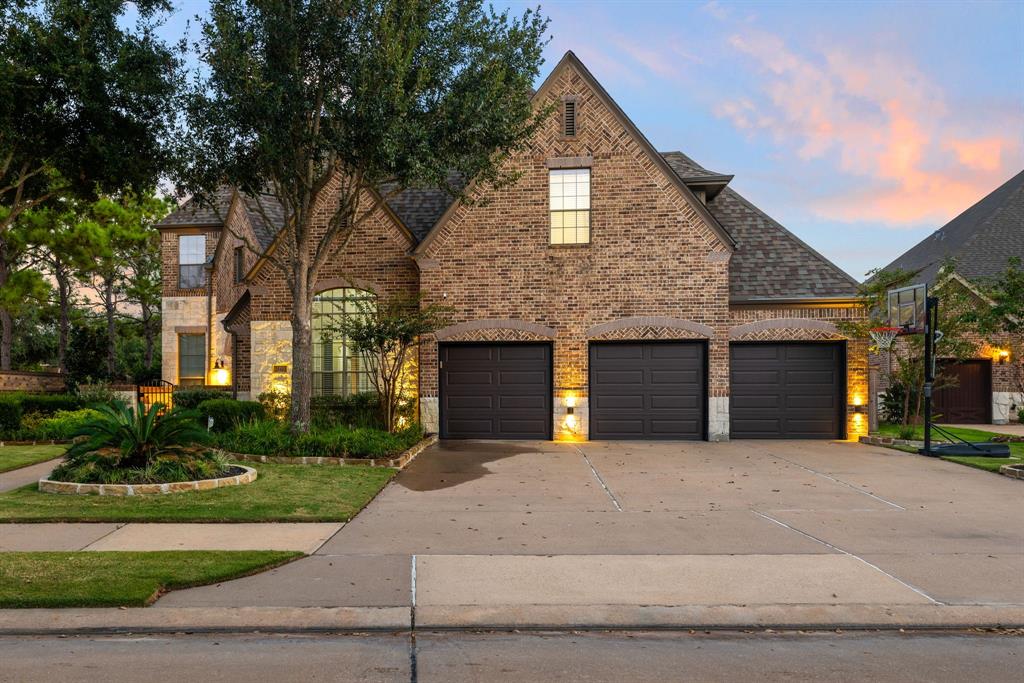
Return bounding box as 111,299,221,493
934,359,991,423
439,343,551,439
730,343,844,439
589,342,706,440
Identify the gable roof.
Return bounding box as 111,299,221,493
663,152,859,300
412,51,737,257
881,169,1024,285
156,187,234,228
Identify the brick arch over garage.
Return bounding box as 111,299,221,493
728,318,846,341
434,318,557,343
586,316,715,340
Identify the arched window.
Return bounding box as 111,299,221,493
312,287,375,397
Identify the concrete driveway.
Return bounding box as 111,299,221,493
158,439,1024,628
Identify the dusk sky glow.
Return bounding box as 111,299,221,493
157,0,1024,280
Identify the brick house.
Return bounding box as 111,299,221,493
158,51,868,441
879,169,1024,424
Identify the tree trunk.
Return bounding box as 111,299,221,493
289,269,314,434
55,262,72,373
0,244,10,370
103,275,117,378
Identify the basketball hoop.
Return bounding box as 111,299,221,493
869,326,902,352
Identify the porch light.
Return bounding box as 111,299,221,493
565,392,577,408
995,348,1010,365
209,358,230,386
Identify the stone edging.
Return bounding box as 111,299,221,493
0,439,72,447
859,435,925,449
999,464,1024,480
38,465,257,496
222,434,438,469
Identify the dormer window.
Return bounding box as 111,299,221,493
563,97,577,137
550,168,590,244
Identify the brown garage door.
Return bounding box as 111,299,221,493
730,342,844,439
933,359,991,424
589,341,706,440
439,343,552,439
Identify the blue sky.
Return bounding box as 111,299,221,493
156,0,1024,280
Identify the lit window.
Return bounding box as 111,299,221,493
312,288,376,397
178,235,207,289
549,168,590,245
234,246,244,283
178,334,206,386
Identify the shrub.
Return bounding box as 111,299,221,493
311,392,384,429
338,424,423,458
257,389,291,421
76,383,117,407
197,399,265,432
174,387,229,410
211,420,423,458
0,396,23,433
17,393,82,415
51,402,220,485
213,419,292,455
31,409,104,440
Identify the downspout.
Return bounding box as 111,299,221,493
206,257,215,387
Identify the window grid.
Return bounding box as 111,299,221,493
178,235,207,289
312,288,376,397
549,168,590,244
178,334,206,386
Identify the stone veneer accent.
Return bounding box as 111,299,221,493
161,296,232,385
994,391,1024,425
251,321,293,395
39,465,256,496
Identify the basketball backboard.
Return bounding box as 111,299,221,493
887,283,927,334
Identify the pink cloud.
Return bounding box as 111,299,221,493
718,28,1023,226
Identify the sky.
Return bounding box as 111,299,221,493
154,0,1024,281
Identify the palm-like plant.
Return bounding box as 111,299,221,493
65,401,209,470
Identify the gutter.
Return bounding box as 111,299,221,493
730,296,862,306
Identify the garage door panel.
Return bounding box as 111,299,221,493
440,343,551,439
589,342,705,440
731,342,843,439
933,360,991,424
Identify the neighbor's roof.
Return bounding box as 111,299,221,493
881,169,1024,285
663,151,859,300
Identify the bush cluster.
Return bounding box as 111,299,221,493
311,391,384,429
213,420,423,459
197,398,265,432
0,393,87,437
173,387,230,410
20,409,104,441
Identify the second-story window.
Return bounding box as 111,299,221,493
550,168,590,245
178,234,207,289
234,246,244,283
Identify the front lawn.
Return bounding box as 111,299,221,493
0,462,395,522
0,551,301,607
0,444,66,474
875,423,1024,473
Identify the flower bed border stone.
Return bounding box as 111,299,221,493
999,463,1024,480
38,465,257,496
859,435,927,449
221,433,438,469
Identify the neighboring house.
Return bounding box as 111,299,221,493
879,170,1024,424
157,51,867,442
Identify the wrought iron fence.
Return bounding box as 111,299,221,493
138,380,175,413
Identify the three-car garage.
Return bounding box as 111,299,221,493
438,340,847,441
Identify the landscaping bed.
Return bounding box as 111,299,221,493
864,423,1024,475
0,462,395,522
38,464,256,496
0,444,66,474
0,551,302,608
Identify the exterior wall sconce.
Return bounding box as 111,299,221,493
995,348,1010,365
851,404,865,414
209,358,230,386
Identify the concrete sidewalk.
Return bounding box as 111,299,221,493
0,458,62,493
0,523,342,553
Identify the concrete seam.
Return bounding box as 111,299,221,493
80,523,129,551
575,446,623,512
751,509,943,606
309,523,346,555
762,451,907,511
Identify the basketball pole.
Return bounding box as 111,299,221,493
921,295,939,457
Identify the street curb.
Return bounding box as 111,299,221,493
0,606,411,635
1,604,1022,635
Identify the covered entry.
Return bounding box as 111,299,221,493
730,342,845,439
439,343,552,439
588,341,707,440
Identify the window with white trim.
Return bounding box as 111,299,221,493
549,168,590,244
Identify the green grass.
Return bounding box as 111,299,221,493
0,444,65,474
0,551,301,608
0,463,395,522
875,423,1023,473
